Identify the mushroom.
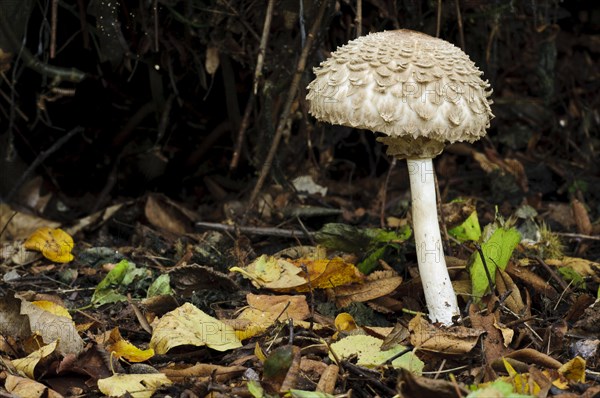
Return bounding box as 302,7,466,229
306,30,493,325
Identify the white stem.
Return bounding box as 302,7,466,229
407,158,459,325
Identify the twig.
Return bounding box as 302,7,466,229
196,221,315,239
535,255,572,294
474,243,496,298
50,0,58,58
554,232,600,241
455,0,465,49
247,0,330,212
6,127,84,202
436,0,442,38
230,0,276,170
76,0,90,49
0,11,86,83
356,0,362,37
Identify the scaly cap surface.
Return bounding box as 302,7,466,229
306,30,494,158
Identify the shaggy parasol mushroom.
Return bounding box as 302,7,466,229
306,30,493,325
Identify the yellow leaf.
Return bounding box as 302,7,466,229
97,373,172,398
32,300,72,319
231,255,363,292
335,313,358,333
558,356,586,383
149,303,241,354
234,294,310,340
290,257,364,291
24,227,74,263
502,358,541,395
11,340,59,379
104,328,154,362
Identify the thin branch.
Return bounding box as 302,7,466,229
246,0,330,212
196,221,315,239
50,0,58,58
356,0,362,37
436,0,442,38
6,127,84,202
230,0,276,170
455,0,465,49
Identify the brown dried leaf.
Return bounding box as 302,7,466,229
496,268,525,315
332,270,402,308
507,262,559,299
160,363,246,383
409,313,483,354
571,199,593,235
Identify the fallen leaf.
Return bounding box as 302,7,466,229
234,294,310,340
19,295,84,356
97,373,172,398
332,270,401,308
5,374,63,398
24,227,74,263
11,340,59,379
329,334,424,374
100,328,154,362
469,226,521,302
149,302,241,354
409,313,483,354
161,362,246,383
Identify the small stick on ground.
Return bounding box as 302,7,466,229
196,221,315,239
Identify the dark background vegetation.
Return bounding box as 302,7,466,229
0,0,598,252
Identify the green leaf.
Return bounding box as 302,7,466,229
448,210,482,242
247,380,265,398
92,259,147,306
469,227,521,302
147,274,172,297
357,246,387,274
467,380,534,397
557,266,586,290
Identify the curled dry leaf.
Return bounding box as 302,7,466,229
161,363,246,383
333,270,402,308
11,340,59,379
5,374,63,398
409,313,483,354
571,198,592,235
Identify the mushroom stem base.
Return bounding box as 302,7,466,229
407,157,460,325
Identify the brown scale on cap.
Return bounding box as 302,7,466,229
306,29,494,159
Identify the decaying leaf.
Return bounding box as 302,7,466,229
24,227,74,263
18,295,84,356
409,313,483,354
97,373,172,398
98,328,154,362
11,340,59,379
233,294,311,340
4,374,63,398
161,363,246,383
231,254,363,292
545,256,600,283
149,302,241,354
329,334,424,374
332,270,402,308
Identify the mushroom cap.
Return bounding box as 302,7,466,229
306,29,494,158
